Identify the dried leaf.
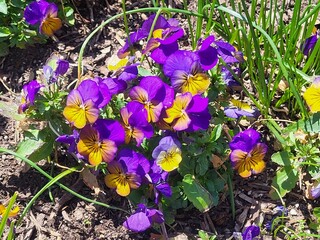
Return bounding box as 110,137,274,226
211,154,225,169
81,167,101,195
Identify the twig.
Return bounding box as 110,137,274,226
204,212,218,235
0,79,16,96
85,0,94,22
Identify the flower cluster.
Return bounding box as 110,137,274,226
20,13,250,234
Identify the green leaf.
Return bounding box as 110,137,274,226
313,207,320,221
28,138,54,162
205,179,219,206
196,154,209,176
0,100,25,121
16,129,54,162
284,113,320,134
270,166,298,199
182,174,213,212
210,124,222,142
0,42,9,57
0,0,7,14
138,66,152,76
0,27,10,37
271,151,292,166
64,6,75,25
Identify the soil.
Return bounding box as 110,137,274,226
0,0,319,239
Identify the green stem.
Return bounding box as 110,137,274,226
140,8,163,63
0,148,129,215
121,0,131,54
17,166,80,226
183,0,196,49
195,0,204,44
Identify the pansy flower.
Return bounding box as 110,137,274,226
224,99,259,119
229,129,267,178
310,181,320,199
301,26,319,56
104,161,141,197
142,21,184,64
120,101,153,146
77,79,111,109
242,225,260,240
56,130,79,153
197,36,244,67
123,203,164,232
152,136,182,172
196,35,219,70
43,54,69,83
146,160,172,203
163,92,211,131
97,77,127,96
0,204,20,218
303,76,320,112
105,149,150,196
77,119,125,166
107,55,138,82
129,76,174,123
215,40,245,63
118,14,171,59
163,50,210,95
221,66,242,89
24,0,62,36
63,89,98,129
19,80,42,113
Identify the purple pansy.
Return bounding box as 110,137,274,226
24,0,62,36
97,77,127,96
56,130,79,153
163,50,211,95
43,55,69,83
164,92,211,132
311,181,320,199
118,148,151,178
118,64,139,82
301,34,319,56
105,149,150,196
215,40,245,63
118,14,170,59
196,35,219,70
229,129,261,153
224,99,260,119
196,36,244,66
143,25,184,64
76,120,125,166
129,76,174,123
147,161,172,203
242,225,260,240
221,66,242,88
117,14,183,62
123,203,164,232
19,80,42,113
120,101,154,146
229,129,267,178
77,79,111,109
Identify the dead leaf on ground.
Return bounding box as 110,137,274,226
81,167,101,195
